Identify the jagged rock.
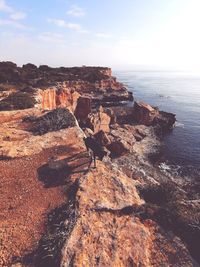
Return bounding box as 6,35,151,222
133,101,176,131
56,88,80,112
55,163,195,267
31,108,77,135
22,63,37,70
133,101,159,126
36,87,80,111
83,127,94,137
0,126,84,158
0,61,133,111
154,110,176,132
0,103,196,267
107,106,133,124
104,107,116,124
94,130,111,147
107,140,129,157
74,96,91,123
86,106,111,133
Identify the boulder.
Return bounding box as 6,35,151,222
94,130,111,147
36,87,80,111
31,108,77,135
107,140,129,157
154,110,176,131
83,127,94,137
133,101,159,126
22,63,37,70
133,101,176,131
87,106,111,133
74,96,92,123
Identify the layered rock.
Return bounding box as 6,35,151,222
86,106,111,133
36,87,80,111
0,62,133,111
133,101,176,130
74,96,92,123
133,101,159,126
33,161,195,267
2,61,195,267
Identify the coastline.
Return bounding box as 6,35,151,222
0,62,199,267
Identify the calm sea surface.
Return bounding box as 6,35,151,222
114,70,200,178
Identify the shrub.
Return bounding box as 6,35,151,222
0,92,36,111
31,108,77,135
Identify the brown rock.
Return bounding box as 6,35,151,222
56,88,80,112
133,101,176,131
133,101,159,126
107,140,129,157
94,130,111,147
87,106,111,133
154,110,176,132
60,163,148,267
36,87,80,111
74,96,92,122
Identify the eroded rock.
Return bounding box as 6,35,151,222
86,106,111,133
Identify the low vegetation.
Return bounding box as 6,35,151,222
0,92,36,111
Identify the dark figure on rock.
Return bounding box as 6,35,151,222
83,136,107,168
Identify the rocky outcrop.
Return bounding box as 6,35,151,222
74,96,92,123
86,106,111,133
31,108,78,135
133,101,176,131
32,161,195,267
2,61,195,267
0,62,133,111
36,87,80,111
133,101,159,126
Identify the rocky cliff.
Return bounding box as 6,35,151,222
0,62,199,267
0,62,132,111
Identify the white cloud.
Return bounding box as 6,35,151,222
0,0,12,12
0,0,27,23
0,18,26,28
67,5,85,18
10,11,26,20
95,33,112,38
48,18,89,33
38,32,65,44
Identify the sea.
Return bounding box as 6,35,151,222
114,70,200,179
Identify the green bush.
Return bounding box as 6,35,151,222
31,108,77,135
0,92,36,111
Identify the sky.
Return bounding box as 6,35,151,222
0,0,200,70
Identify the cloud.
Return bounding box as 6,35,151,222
95,33,112,38
48,18,89,33
0,18,26,28
0,0,27,22
0,0,12,12
10,11,27,20
67,5,85,18
38,32,65,44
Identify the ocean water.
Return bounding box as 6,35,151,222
114,70,200,178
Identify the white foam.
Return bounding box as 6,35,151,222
175,121,185,128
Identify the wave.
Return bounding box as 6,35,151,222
174,121,185,128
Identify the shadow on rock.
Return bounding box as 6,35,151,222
37,164,71,188
37,151,90,188
137,182,200,265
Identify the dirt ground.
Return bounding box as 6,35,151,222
0,146,89,267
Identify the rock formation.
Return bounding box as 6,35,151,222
133,101,176,130
1,62,199,267
86,106,111,133
0,62,133,111
74,96,92,123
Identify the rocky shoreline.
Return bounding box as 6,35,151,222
0,62,199,267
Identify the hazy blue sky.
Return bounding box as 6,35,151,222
0,0,200,70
